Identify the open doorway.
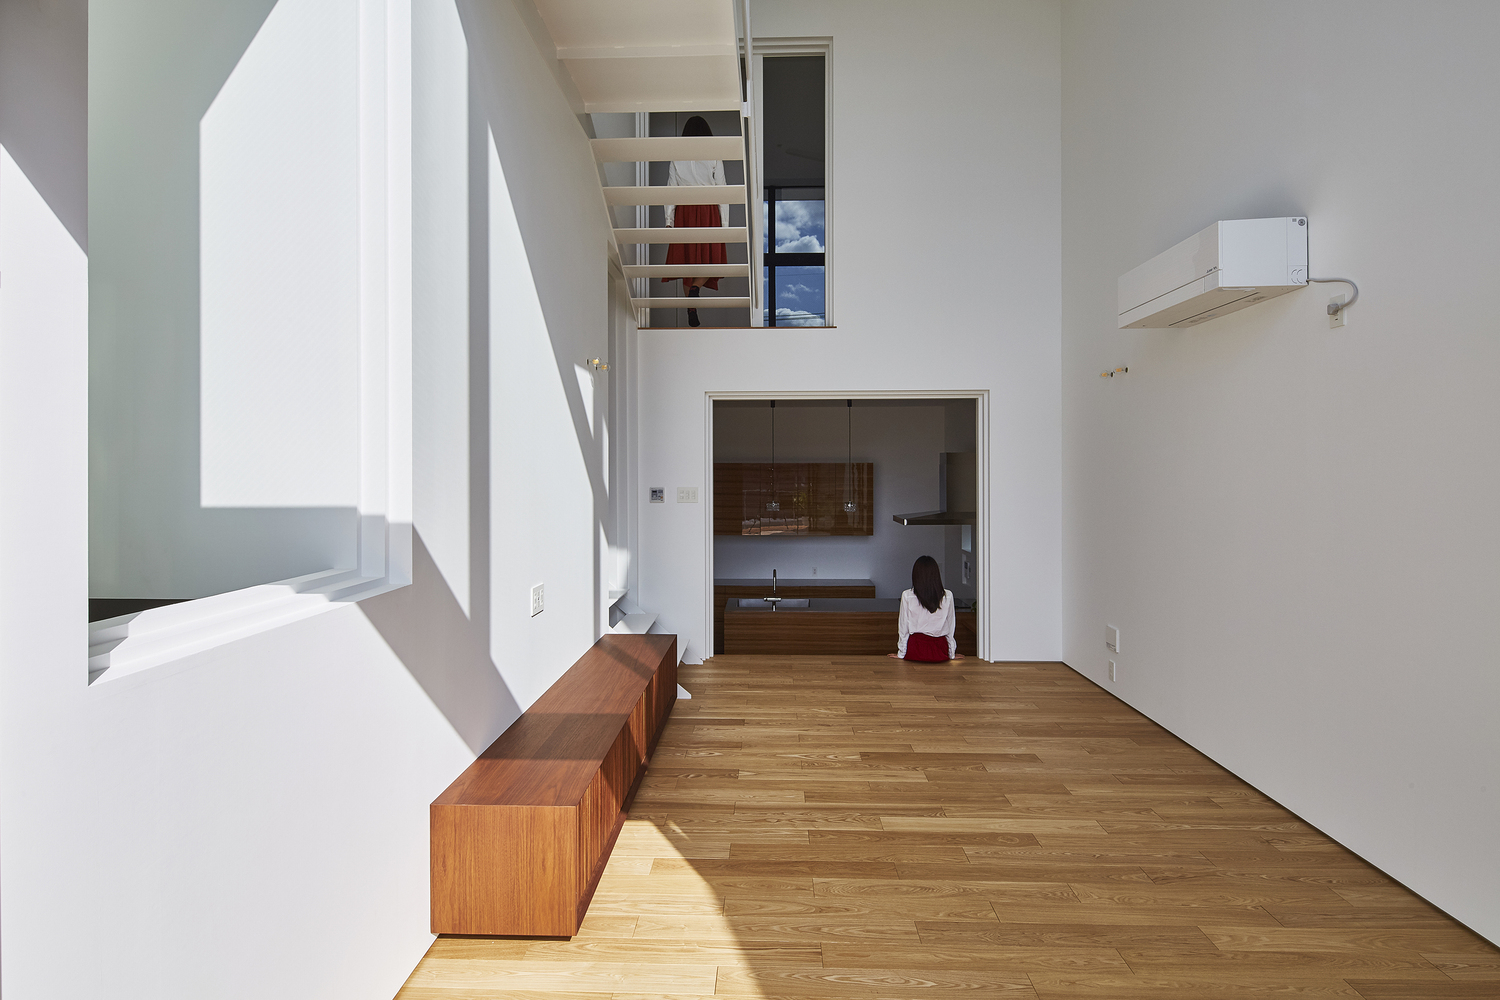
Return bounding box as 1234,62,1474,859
709,396,980,657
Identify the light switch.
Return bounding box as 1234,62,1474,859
677,487,699,503
1105,625,1120,653
530,583,544,617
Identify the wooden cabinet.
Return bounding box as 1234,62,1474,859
430,633,676,937
723,602,977,656
714,463,873,536
714,579,876,654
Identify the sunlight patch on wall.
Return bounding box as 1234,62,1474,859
199,0,361,509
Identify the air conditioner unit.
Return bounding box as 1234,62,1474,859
1118,217,1308,329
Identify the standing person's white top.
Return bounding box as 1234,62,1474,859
897,589,957,659
664,159,729,227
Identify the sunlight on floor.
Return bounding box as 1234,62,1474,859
397,655,1500,1000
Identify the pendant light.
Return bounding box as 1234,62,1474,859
765,400,780,512
842,399,857,513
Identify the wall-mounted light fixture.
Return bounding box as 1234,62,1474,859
842,399,857,514
765,400,780,512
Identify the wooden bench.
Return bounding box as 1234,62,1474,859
430,632,677,936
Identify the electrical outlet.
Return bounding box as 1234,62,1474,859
677,486,699,503
1108,659,1117,683
530,583,544,617
1329,294,1347,329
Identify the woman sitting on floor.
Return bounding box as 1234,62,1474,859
888,555,964,662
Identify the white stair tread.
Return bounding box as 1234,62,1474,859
611,612,658,635
624,264,749,279
593,135,743,163
633,297,751,310
608,588,627,608
604,185,746,206
676,683,692,700
615,226,748,244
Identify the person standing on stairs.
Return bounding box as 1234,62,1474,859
663,115,729,328
888,556,964,663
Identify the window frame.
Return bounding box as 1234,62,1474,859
87,0,412,687
753,38,833,327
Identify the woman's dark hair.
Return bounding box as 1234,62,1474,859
911,555,945,613
682,115,712,137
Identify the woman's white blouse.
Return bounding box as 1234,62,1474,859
664,159,729,228
897,589,957,658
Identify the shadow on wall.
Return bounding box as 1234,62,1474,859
0,0,87,250
362,531,520,756
359,19,523,756
89,0,372,600
459,0,619,641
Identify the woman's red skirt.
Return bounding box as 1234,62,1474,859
904,633,952,662
664,204,727,290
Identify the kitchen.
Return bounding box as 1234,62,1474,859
712,398,978,657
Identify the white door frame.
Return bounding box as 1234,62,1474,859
703,389,991,660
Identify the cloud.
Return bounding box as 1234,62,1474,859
775,234,824,253
774,199,825,249
774,307,824,327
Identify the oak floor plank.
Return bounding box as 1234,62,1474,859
1418,952,1500,980
401,959,717,993
395,656,1492,1000
820,942,1131,973
1028,974,1363,997
916,920,1219,950
711,964,1038,997
1343,982,1500,998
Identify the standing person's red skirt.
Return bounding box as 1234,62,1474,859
904,633,952,662
663,204,727,291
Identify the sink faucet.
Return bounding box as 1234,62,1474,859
772,568,777,594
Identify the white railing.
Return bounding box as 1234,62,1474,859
736,0,763,326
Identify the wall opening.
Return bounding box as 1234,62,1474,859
711,397,977,657
85,0,410,681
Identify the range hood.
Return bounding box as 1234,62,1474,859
893,452,975,526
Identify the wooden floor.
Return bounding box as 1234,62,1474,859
396,656,1499,1000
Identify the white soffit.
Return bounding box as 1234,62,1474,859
532,0,741,113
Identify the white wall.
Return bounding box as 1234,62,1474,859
713,400,958,597
1,0,628,995
456,0,621,706
88,0,361,598
636,0,1062,662
1061,0,1500,943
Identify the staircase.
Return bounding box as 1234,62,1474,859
530,0,759,323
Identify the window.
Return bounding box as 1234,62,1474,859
759,52,827,326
